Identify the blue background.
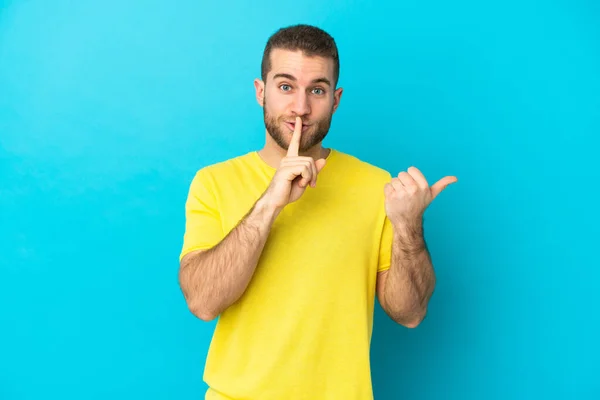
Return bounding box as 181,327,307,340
1,0,598,399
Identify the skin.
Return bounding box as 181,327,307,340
253,48,343,169
378,168,457,327
254,48,459,328
178,118,331,321
254,49,457,328
179,48,458,327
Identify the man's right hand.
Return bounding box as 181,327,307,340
262,116,327,212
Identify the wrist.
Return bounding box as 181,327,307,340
255,195,283,221
392,219,425,248
392,217,423,235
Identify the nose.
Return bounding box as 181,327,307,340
291,92,311,116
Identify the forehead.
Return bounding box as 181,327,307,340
268,49,334,83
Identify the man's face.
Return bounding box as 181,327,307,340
255,49,343,153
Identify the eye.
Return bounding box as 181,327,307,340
312,87,325,95
279,84,292,92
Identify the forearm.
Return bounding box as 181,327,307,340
383,220,436,326
179,196,280,321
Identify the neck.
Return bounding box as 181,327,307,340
258,133,330,169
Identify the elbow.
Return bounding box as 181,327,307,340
188,301,219,322
382,294,428,328
392,307,427,329
197,312,218,322
401,314,424,328
182,293,219,322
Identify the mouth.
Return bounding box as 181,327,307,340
284,121,311,133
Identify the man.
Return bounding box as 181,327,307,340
178,24,457,400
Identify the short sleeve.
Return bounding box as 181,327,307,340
179,169,224,261
377,215,393,273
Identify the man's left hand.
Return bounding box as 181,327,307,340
384,166,458,227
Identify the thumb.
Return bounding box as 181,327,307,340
430,176,458,200
315,158,327,172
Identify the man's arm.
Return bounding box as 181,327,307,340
179,118,326,322
378,165,456,328
179,196,279,321
377,220,436,328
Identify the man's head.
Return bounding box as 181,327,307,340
254,24,343,153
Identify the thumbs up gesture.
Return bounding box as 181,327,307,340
384,166,457,227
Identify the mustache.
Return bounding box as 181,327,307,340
280,117,313,124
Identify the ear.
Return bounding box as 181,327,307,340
254,78,265,107
332,87,343,114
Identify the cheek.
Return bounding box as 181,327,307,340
265,94,289,116
313,99,334,117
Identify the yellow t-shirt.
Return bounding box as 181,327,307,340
180,148,394,400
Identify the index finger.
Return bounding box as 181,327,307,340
406,166,429,189
287,116,302,157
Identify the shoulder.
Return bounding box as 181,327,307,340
331,149,392,184
192,151,256,179
185,152,256,194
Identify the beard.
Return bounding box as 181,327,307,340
263,96,334,153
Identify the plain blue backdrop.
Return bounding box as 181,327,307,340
1,0,598,399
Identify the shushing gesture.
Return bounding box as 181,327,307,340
263,116,327,211
384,166,458,226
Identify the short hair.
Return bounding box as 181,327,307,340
261,24,340,86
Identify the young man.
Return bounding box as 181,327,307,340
178,24,457,400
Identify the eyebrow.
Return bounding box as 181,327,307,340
272,73,331,87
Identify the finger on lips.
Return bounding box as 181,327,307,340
287,116,302,157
